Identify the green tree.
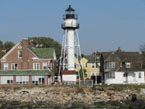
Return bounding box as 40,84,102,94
0,40,3,50
0,50,5,69
4,41,15,52
29,37,61,59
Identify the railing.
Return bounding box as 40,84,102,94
63,81,76,85
62,80,93,87
79,80,93,87
61,24,79,29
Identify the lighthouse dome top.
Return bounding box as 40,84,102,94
65,5,75,12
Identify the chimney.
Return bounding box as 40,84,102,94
116,46,122,53
22,38,29,63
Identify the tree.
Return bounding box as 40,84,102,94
140,44,145,52
0,50,5,69
0,40,3,50
29,37,61,59
140,44,145,69
4,41,15,52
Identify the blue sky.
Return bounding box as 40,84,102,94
0,0,145,54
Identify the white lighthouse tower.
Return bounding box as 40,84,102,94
59,5,83,83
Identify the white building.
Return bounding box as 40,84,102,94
101,47,145,84
60,5,81,83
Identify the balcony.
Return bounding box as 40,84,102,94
61,24,79,30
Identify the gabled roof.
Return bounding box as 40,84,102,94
29,47,55,59
101,51,143,72
101,51,141,62
105,53,120,62
83,55,100,63
1,42,20,59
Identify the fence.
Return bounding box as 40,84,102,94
79,80,93,87
62,80,93,87
63,81,76,85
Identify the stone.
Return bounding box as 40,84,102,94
140,88,145,95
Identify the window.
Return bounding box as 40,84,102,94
139,73,141,78
105,72,115,79
85,63,88,67
43,63,47,69
92,63,97,68
126,62,131,68
123,72,128,77
112,72,115,78
4,63,8,71
74,63,77,68
7,80,13,84
33,63,40,70
120,63,122,68
106,62,115,69
11,63,18,70
18,46,22,49
18,50,22,58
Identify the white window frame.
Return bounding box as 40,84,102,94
33,63,40,70
126,62,131,68
42,62,47,70
11,63,16,70
18,46,22,49
139,72,141,78
18,50,22,58
92,63,96,68
4,63,9,71
85,63,88,67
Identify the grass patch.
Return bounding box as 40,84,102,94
96,84,145,89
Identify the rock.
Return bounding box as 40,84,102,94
137,94,145,100
140,88,145,94
132,94,137,102
96,87,104,91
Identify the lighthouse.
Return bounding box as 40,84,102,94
59,5,83,83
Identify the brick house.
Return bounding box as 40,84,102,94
0,38,56,85
0,38,56,71
101,47,144,84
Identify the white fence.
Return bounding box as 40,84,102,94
79,80,93,87
62,80,93,87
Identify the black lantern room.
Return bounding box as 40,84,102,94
62,5,79,30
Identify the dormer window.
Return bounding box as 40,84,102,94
126,62,131,68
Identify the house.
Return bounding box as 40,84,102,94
1,38,56,71
0,38,56,85
101,47,144,84
74,54,101,80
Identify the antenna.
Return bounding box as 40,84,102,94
69,0,71,5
